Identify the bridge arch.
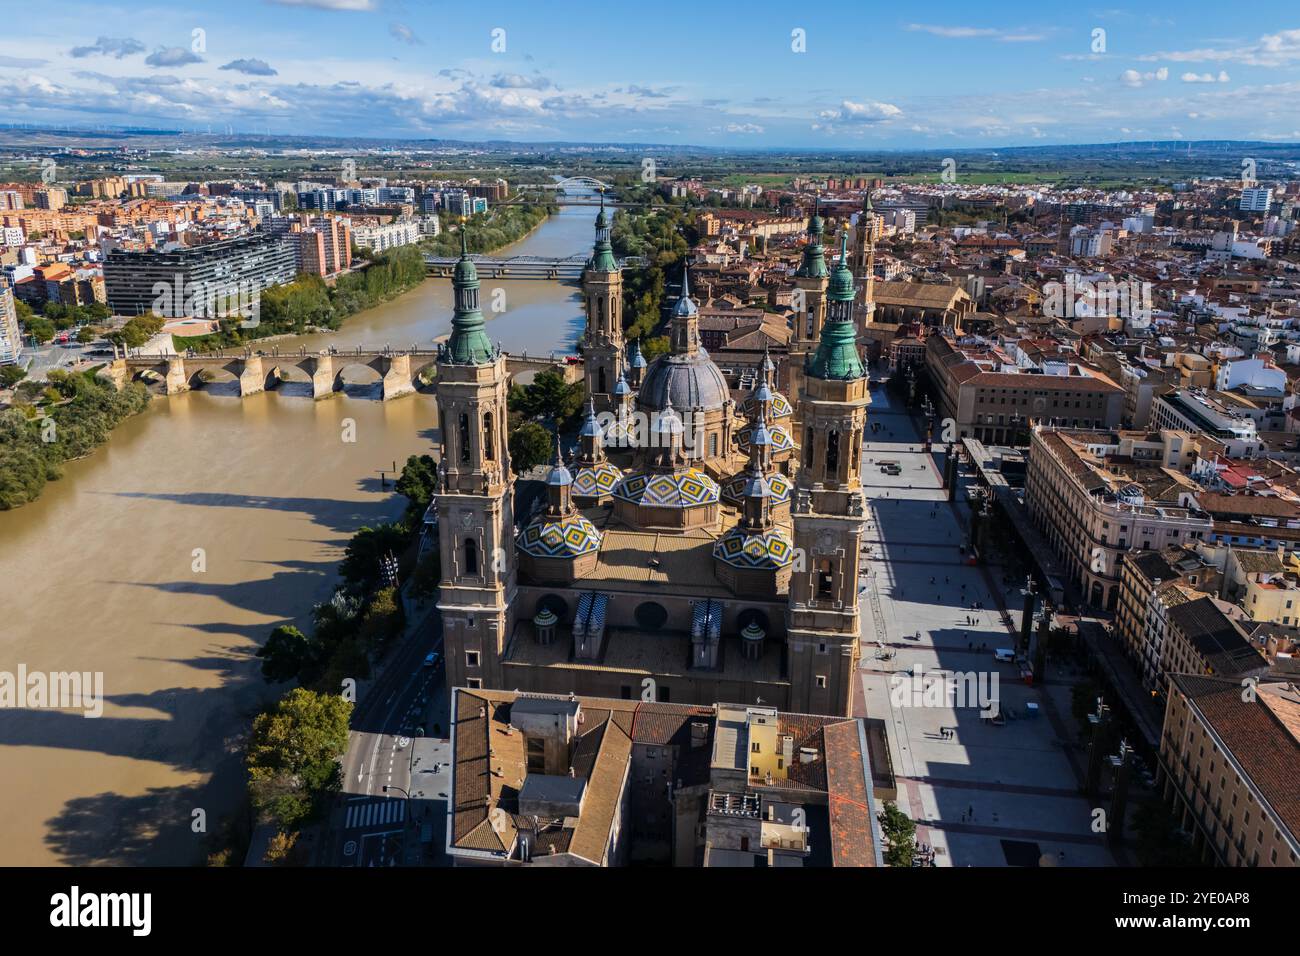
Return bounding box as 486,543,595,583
554,175,612,192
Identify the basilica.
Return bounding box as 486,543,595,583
433,199,872,717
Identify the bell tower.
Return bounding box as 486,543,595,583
852,191,877,336
787,231,869,717
435,230,516,694
789,201,829,427
582,192,624,412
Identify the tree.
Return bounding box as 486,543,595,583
395,453,437,527
639,335,671,362
24,316,55,344
359,586,404,650
75,326,97,344
256,624,316,684
509,368,583,427
338,523,409,590
878,801,917,867
246,688,351,829
0,365,25,388
509,420,553,472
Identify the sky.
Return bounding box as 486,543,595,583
1,0,1299,148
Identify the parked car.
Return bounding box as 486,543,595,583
423,651,442,669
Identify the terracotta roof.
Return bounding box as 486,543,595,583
823,720,879,867
1169,674,1300,844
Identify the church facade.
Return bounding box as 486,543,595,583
433,208,872,717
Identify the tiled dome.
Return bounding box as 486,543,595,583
517,514,603,558
721,470,792,507
713,527,796,569
572,461,623,498
612,468,720,508
737,421,794,454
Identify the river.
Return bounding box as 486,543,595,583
0,203,596,865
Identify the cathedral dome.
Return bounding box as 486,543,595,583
713,526,796,570
721,470,792,507
517,513,602,558
612,468,720,508
638,349,730,413
572,461,622,499
740,384,793,420
737,420,794,454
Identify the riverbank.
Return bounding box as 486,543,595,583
0,203,593,865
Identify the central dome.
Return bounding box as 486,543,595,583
638,348,730,412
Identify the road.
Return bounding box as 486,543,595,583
325,599,452,867
856,377,1117,867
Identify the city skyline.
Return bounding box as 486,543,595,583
2,2,1300,148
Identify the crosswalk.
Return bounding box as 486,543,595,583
345,799,406,830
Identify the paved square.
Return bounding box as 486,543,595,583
857,383,1116,867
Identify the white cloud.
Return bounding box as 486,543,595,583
1180,70,1230,83
1120,67,1168,87
145,47,203,68
1139,29,1300,67
389,23,421,45
220,58,278,77
710,123,764,134
820,99,902,122
906,24,1045,42
69,37,144,59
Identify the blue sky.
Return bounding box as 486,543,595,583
2,0,1299,147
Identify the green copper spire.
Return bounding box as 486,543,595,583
827,230,855,301
795,198,828,279
588,190,619,273
808,231,864,381
444,229,496,365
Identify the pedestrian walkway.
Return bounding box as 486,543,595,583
345,798,406,830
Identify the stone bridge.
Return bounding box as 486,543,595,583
103,346,580,401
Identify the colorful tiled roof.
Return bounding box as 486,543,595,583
517,513,603,558
572,461,622,498
721,470,792,507
737,421,794,454
740,390,793,419
612,469,720,508
713,526,796,569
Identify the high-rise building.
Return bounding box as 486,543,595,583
0,277,22,366
1241,187,1273,214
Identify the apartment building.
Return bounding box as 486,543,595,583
1159,672,1299,866
446,689,881,868
1025,427,1214,609
104,232,295,318
1115,547,1218,693
0,276,22,366
1162,597,1269,682
349,219,419,254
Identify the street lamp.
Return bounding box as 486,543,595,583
382,784,411,798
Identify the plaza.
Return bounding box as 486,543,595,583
857,382,1118,867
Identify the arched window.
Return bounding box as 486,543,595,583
826,429,839,476
464,539,479,576
598,367,607,394
709,432,718,458
459,413,471,463
817,559,834,597
804,427,814,468
483,412,495,461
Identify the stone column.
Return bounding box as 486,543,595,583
238,355,265,397
380,352,415,401
309,353,335,400
165,357,190,395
